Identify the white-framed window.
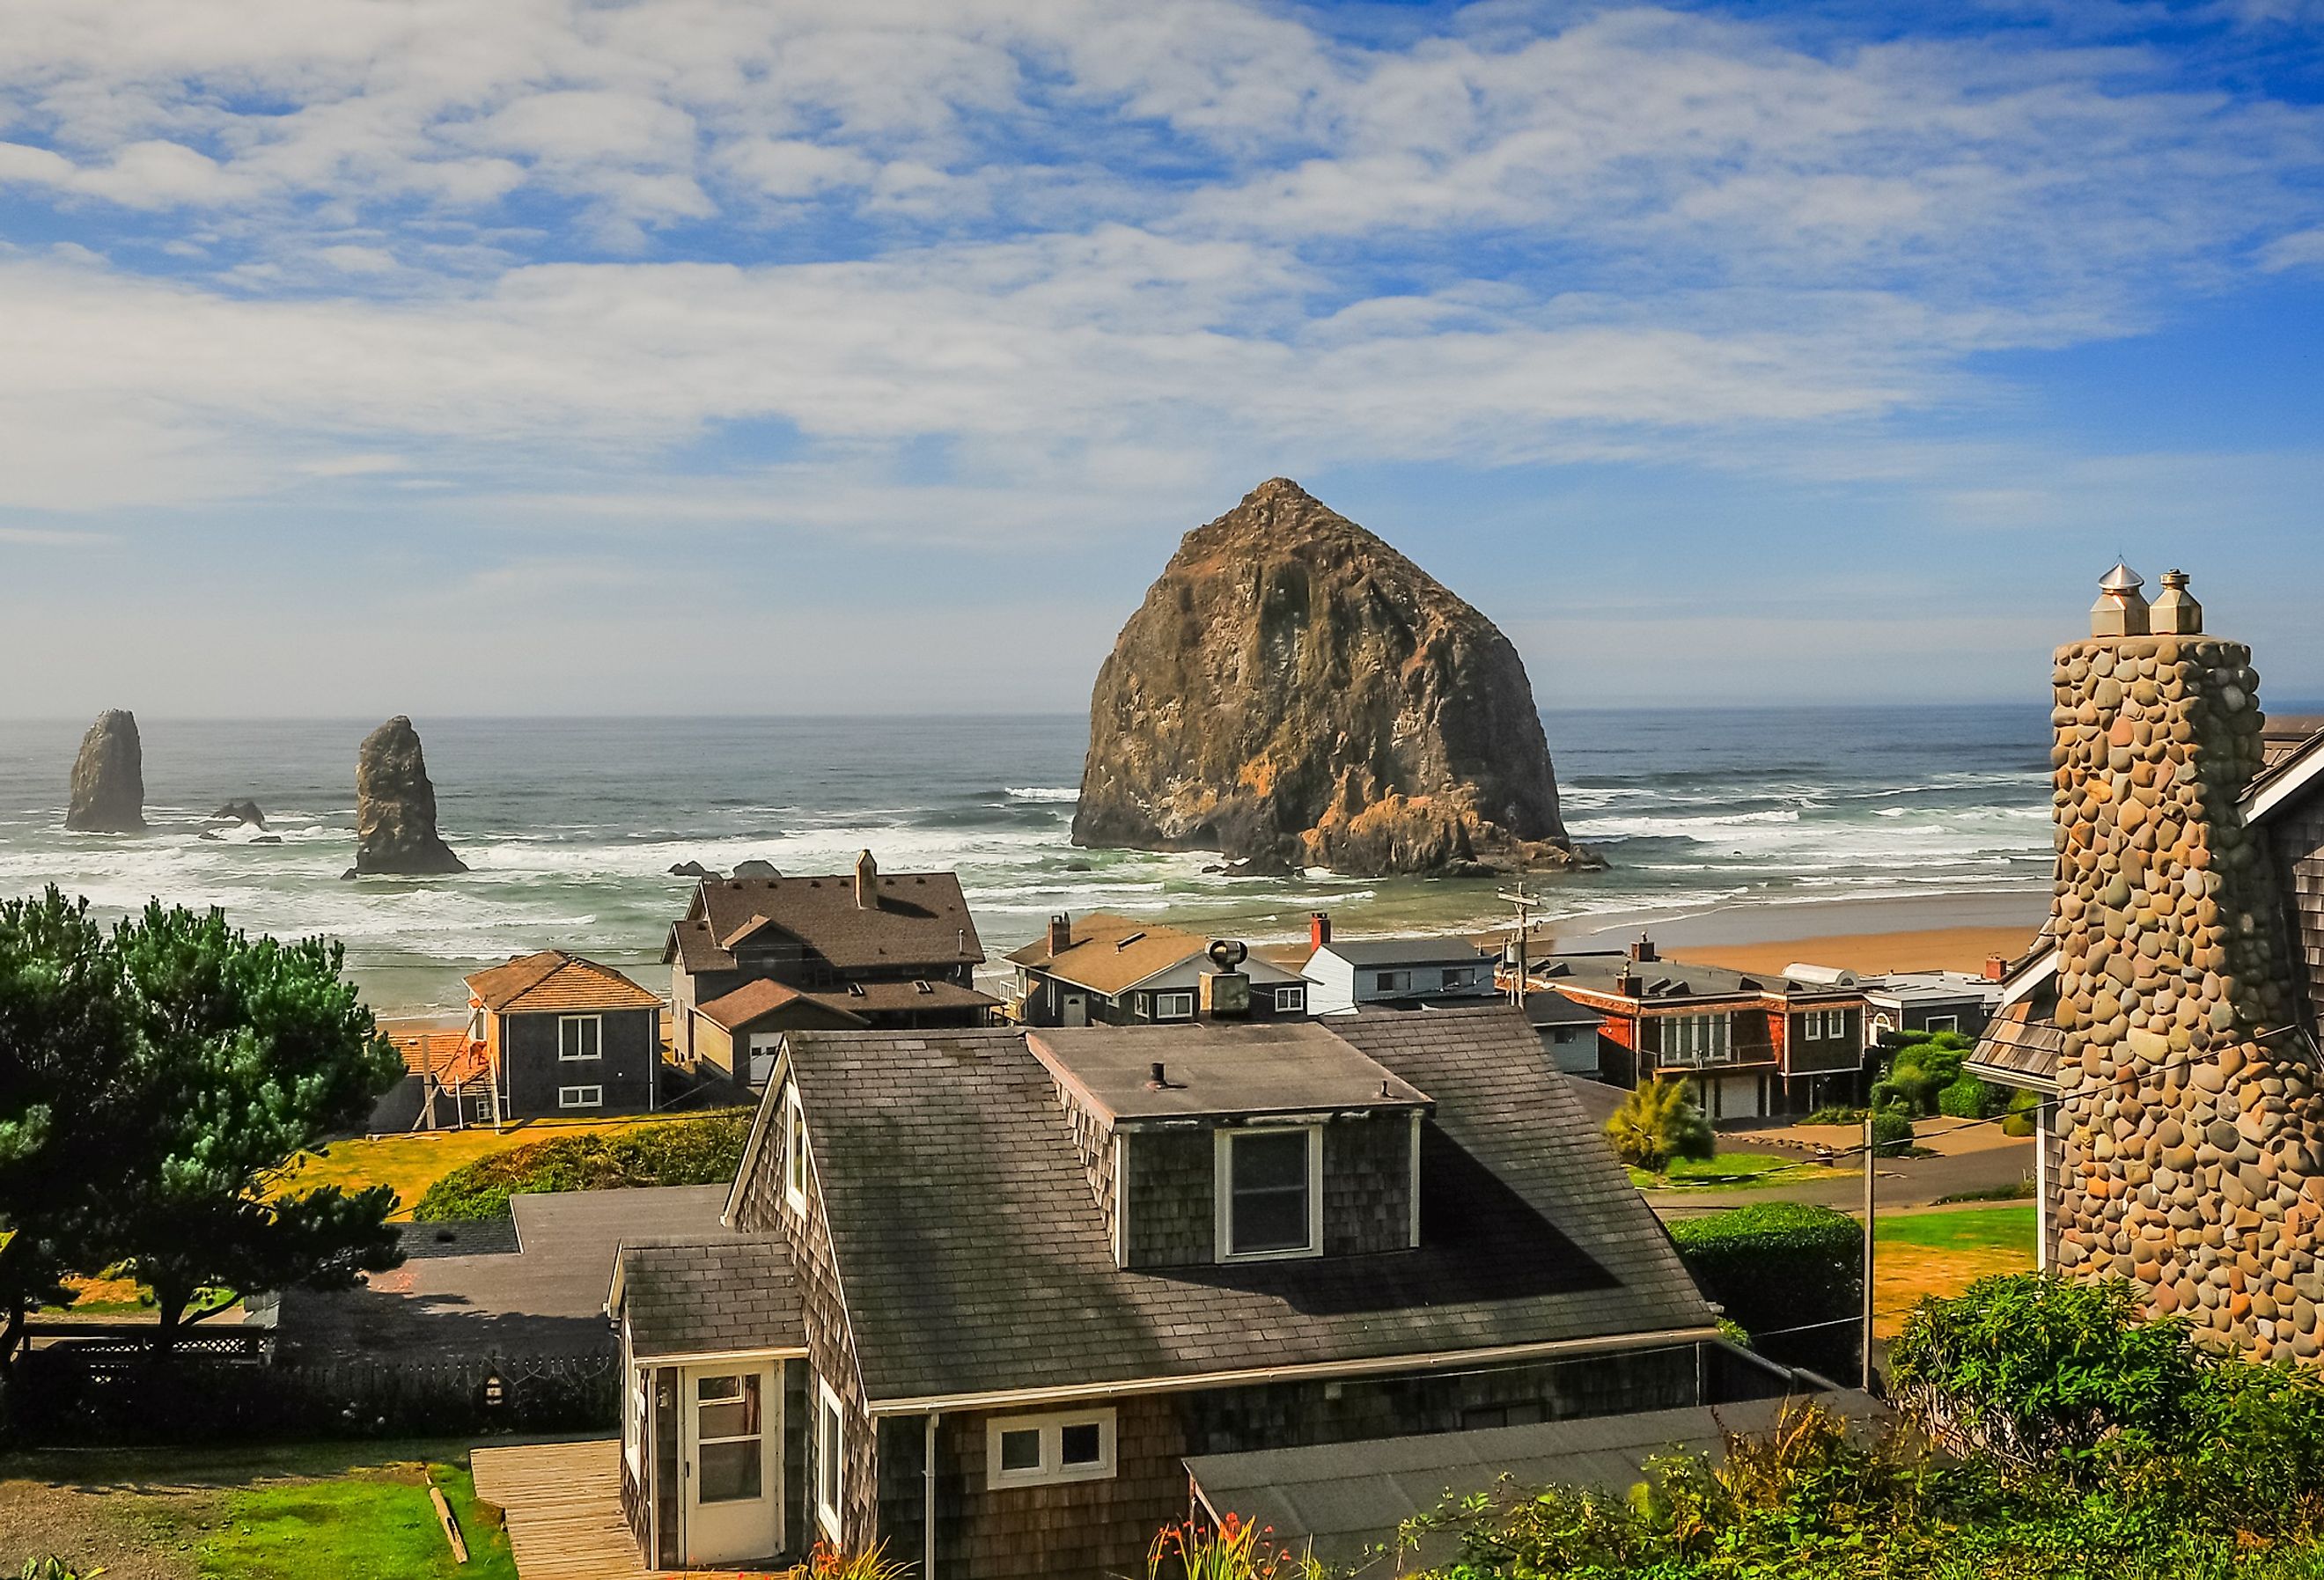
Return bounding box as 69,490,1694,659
783,1084,810,1216
695,1371,765,1503
1215,1125,1323,1261
559,1014,603,1061
624,1356,647,1477
985,1407,1117,1488
557,1084,602,1109
1273,985,1305,1014
1807,1009,1850,1041
1924,1014,1959,1035
1373,970,1413,995
1152,990,1195,1021
1658,1014,1729,1067
815,1378,846,1541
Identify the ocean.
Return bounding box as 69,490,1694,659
0,708,2058,1015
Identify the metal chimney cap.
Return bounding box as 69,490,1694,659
2100,562,2144,592
2159,569,2191,587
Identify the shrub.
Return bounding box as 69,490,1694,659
2001,1084,2042,1137
1803,1105,1867,1126
1878,1031,1973,1115
1604,1077,1715,1175
1872,1107,1915,1157
1669,1202,1859,1377
412,1111,751,1220
1938,1074,2002,1119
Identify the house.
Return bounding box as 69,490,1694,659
665,849,994,1066
461,951,666,1120
1301,915,1498,1015
1960,568,2324,1360
1533,937,1869,1121
367,1029,496,1133
1525,989,1606,1077
606,1007,1731,1576
1005,911,1310,1026
1852,967,2005,1044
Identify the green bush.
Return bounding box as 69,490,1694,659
412,1111,751,1220
1938,1074,2002,1119
1669,1202,1858,1376
1604,1077,1714,1175
1872,1107,1915,1157
2001,1084,2042,1137
1803,1105,1867,1126
1877,1030,1974,1116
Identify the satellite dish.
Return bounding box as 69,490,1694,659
1207,938,1248,971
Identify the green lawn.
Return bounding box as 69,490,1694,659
1879,1203,2038,1254
1629,1150,1857,1192
196,1456,512,1580
0,1439,515,1580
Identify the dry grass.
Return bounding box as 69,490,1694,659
1872,1205,2037,1339
278,1115,670,1219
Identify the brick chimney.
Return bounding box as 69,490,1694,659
1309,910,1331,951
1048,913,1072,955
1982,954,2008,983
2048,563,2319,1362
854,848,878,909
1628,933,1657,964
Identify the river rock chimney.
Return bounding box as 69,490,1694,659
2048,563,2320,1362
854,848,878,909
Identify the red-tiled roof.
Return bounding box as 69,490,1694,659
465,951,662,1014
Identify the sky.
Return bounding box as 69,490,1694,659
2,0,2322,717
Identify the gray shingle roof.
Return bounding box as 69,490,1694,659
1029,1022,1430,1125
1316,937,1492,968
667,870,984,975
783,1008,1715,1407
614,1236,803,1362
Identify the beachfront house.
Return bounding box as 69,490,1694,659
1537,937,1869,1121
460,950,666,1120
1856,967,2004,1043
1301,915,1498,1014
1526,988,1607,1077
604,1007,1732,1576
665,850,994,1069
1006,911,1309,1026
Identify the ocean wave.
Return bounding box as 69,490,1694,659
1005,787,1080,803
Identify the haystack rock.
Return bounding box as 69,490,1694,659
1072,478,1594,877
65,709,145,833
352,717,466,876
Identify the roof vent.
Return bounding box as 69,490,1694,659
856,849,879,909
1115,931,1146,951
1145,1061,1180,1091
847,981,865,997
915,979,933,994
1646,976,1673,996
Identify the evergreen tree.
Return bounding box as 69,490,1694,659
1605,1074,1717,1175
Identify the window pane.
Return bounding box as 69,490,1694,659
1060,1422,1102,1466
698,1374,742,1402
1232,1132,1308,1192
699,1438,761,1503
998,1429,1042,1472
1234,1188,1308,1253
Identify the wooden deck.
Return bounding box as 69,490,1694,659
471,1439,653,1580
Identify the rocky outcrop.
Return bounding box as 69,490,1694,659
65,709,145,833
351,717,467,876
210,799,267,828
1072,478,1592,877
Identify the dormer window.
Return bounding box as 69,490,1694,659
1215,1126,1322,1261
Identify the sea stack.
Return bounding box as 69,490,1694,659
64,709,145,833
1072,478,1592,877
352,716,467,876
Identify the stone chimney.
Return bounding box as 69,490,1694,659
1310,910,1332,951
2048,563,2320,1362
854,849,878,910
1048,913,1072,955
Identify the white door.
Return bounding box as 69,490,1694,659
746,1033,781,1086
1062,993,1089,1027
682,1363,780,1565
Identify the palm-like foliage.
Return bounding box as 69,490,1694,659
1604,1076,1715,1175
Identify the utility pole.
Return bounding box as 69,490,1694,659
1497,880,1535,1005
1863,1111,1878,1393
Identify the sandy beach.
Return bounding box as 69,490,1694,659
1547,890,2048,977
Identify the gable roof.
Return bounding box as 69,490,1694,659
465,951,662,1014
666,871,984,976
750,1008,1715,1410
1029,1022,1430,1126
1004,912,1218,996
610,1235,805,1363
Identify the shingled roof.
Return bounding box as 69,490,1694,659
666,871,984,975
751,1008,1714,1408
611,1235,804,1363
465,951,662,1013
1004,911,1301,996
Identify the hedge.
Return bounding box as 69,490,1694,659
1938,1075,2001,1120
1670,1202,1861,1378
412,1110,752,1220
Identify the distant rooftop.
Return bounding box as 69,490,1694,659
1314,936,1491,968
1536,951,1857,1003
1027,1021,1430,1126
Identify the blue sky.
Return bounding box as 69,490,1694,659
1,0,2321,717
